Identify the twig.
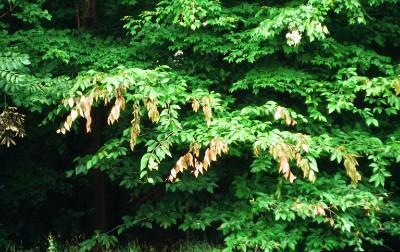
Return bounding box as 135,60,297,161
0,5,16,19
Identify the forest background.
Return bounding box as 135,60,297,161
0,0,400,251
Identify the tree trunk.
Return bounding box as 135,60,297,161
82,0,96,29
88,105,107,231
78,0,107,233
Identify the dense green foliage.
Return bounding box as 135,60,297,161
1,0,400,251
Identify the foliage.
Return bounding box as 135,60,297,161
47,233,58,252
1,0,400,251
0,106,25,146
78,230,118,252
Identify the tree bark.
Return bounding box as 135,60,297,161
79,0,107,232
82,0,97,29
88,104,107,231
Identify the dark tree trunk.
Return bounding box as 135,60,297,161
78,0,108,233
88,107,107,231
83,0,97,28
76,0,97,30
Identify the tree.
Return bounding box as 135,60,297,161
1,0,399,250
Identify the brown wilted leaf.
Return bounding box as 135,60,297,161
130,104,141,151
185,152,194,167
57,95,92,134
171,168,177,178
201,96,213,127
71,110,78,120
269,138,314,183
145,99,160,123
63,121,71,131
274,106,284,120
192,98,200,112
107,96,126,125
203,150,211,170
253,145,261,156
67,97,74,108
167,139,228,182
315,205,326,216
309,170,316,182
203,105,212,127
274,106,297,126
195,160,203,173
343,153,361,184
83,96,93,133
288,171,296,183
0,107,26,147
278,156,289,173
190,143,201,157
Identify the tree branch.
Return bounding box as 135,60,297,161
0,5,16,19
